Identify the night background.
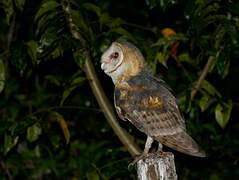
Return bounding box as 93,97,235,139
0,0,239,179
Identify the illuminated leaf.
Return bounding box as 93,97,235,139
71,77,85,86
201,80,221,97
86,170,100,180
4,134,19,155
178,53,192,63
215,100,233,128
26,40,38,65
27,123,42,142
61,86,77,105
51,112,70,144
199,94,211,112
155,52,169,67
34,0,59,22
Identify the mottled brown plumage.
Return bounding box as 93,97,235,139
101,39,205,158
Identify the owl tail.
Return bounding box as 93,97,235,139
155,131,206,157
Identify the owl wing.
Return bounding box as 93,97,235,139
114,75,205,157
115,75,185,137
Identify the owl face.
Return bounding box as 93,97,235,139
101,42,124,75
101,41,146,84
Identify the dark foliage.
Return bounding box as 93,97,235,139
0,0,239,179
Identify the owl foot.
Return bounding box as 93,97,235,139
128,153,150,169
128,136,155,169
157,150,173,157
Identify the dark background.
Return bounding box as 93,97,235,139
0,0,239,179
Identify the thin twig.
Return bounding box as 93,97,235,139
61,0,141,157
191,56,214,100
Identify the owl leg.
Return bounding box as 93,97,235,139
157,142,170,157
143,136,154,154
158,142,163,151
129,136,154,167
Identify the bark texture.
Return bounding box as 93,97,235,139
137,152,177,180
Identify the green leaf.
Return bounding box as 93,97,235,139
12,116,37,136
1,0,14,25
4,134,19,155
51,47,63,59
216,54,230,79
26,40,38,65
15,0,25,11
83,3,101,17
71,10,89,34
60,77,85,105
45,75,61,86
215,100,233,128
201,80,221,97
97,12,110,30
107,17,124,28
71,77,85,86
73,49,86,69
87,170,100,180
27,123,42,142
199,94,211,112
60,86,77,105
155,52,169,67
178,53,193,63
0,59,5,93
109,28,136,43
34,0,59,22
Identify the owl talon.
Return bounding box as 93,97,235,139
128,153,149,169
157,150,172,157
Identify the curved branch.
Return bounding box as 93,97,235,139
84,53,141,156
61,1,141,157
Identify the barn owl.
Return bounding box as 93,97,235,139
101,40,205,161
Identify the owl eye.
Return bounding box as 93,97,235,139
111,52,119,59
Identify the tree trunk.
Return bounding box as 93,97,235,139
137,152,177,180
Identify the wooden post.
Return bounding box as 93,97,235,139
136,152,177,180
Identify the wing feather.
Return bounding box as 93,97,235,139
114,74,185,137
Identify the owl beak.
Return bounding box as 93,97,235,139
101,61,115,74
101,62,106,71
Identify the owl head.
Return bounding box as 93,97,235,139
101,40,145,84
